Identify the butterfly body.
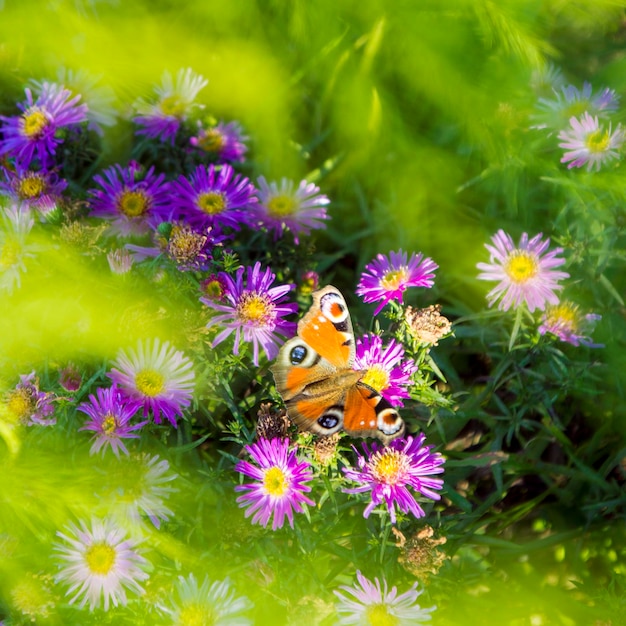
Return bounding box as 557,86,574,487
271,285,405,443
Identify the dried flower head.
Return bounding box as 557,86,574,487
404,304,452,346
312,432,341,466
394,526,448,582
256,402,290,441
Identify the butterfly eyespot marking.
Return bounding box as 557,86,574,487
289,345,308,365
318,406,343,431
377,408,403,435
319,292,349,327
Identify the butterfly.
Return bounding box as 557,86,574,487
271,285,406,443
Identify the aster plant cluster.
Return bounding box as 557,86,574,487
477,229,602,348
531,67,625,171
0,68,453,624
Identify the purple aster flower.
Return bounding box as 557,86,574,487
53,517,149,611
252,176,330,244
107,338,195,427
88,162,171,236
4,371,56,426
126,222,225,272
0,163,67,216
0,83,87,166
342,434,444,523
189,120,248,163
538,301,603,348
31,69,117,135
558,113,625,171
0,204,37,292
234,438,315,530
356,250,438,316
170,163,257,233
334,570,435,624
77,385,147,457
133,67,208,144
201,261,298,366
533,81,620,131
476,230,570,312
354,335,418,407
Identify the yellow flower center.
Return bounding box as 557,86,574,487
266,195,298,218
544,302,579,332
5,389,32,422
365,603,399,626
160,95,186,118
360,365,390,393
102,413,118,435
370,449,408,485
178,602,217,626
22,110,48,138
118,190,149,217
0,240,21,269
381,269,407,291
84,542,116,575
263,466,288,496
18,174,46,199
236,292,274,326
197,129,225,153
135,369,165,397
585,129,611,153
197,192,226,215
504,251,538,284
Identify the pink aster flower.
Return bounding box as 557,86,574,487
342,434,445,523
354,335,417,407
88,162,171,237
538,301,603,348
53,517,149,611
0,83,87,166
476,230,569,312
189,120,248,163
77,385,147,457
107,338,195,427
334,570,435,624
170,163,257,233
201,261,297,366
133,67,208,144
558,112,625,171
234,438,315,530
356,250,438,316
252,176,330,244
4,371,56,426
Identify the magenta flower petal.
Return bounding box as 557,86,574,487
342,434,444,523
354,335,417,407
356,250,438,315
201,261,297,366
235,438,315,531
77,385,147,457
